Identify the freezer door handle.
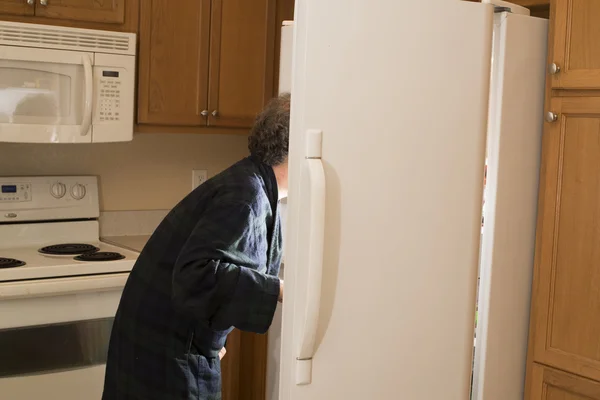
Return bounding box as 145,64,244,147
296,129,326,386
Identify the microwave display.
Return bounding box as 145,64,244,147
102,71,119,78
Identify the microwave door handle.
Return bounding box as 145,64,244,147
80,54,93,137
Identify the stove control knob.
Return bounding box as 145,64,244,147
50,182,67,199
70,183,86,200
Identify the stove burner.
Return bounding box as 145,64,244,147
39,243,99,255
74,252,125,262
0,258,26,268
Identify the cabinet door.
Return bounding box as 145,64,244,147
530,96,600,381
207,0,277,128
137,0,211,126
0,0,34,16
528,363,600,400
551,0,600,89
221,329,240,400
34,0,125,24
513,0,549,6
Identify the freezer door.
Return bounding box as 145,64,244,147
280,0,495,399
473,12,548,400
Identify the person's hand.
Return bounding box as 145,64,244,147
278,279,284,303
219,347,226,360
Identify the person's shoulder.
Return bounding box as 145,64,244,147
210,158,268,209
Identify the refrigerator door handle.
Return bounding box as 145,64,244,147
296,129,326,386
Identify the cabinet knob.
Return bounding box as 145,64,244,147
39,0,48,5
212,110,219,117
200,110,209,117
545,112,558,123
548,63,561,75
27,0,34,5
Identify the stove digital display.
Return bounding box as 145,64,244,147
1,185,17,193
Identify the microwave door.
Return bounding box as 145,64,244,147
0,46,94,143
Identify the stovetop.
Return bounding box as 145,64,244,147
0,241,139,282
39,243,100,255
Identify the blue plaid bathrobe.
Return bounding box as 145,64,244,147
102,156,282,400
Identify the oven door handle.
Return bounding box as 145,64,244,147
0,274,129,300
80,53,93,137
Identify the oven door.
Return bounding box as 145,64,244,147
0,273,128,400
0,45,94,143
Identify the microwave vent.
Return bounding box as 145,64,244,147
0,21,135,56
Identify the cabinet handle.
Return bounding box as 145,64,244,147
212,110,219,117
548,63,561,75
200,110,209,117
26,0,34,5
545,112,558,123
39,0,48,5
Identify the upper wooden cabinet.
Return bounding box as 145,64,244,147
207,0,276,128
511,0,549,6
528,363,600,400
137,0,277,130
550,0,600,89
528,96,600,382
0,0,34,16
137,0,211,126
0,0,137,32
35,0,125,25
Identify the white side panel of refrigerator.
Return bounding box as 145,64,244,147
278,22,294,95
265,21,295,400
280,1,494,399
473,12,548,400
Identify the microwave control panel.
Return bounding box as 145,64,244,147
97,69,123,123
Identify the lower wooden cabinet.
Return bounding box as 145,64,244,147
527,96,600,383
528,363,600,400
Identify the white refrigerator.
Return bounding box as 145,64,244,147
274,0,548,399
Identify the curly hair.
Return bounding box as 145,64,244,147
248,93,291,166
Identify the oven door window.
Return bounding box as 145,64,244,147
0,318,113,377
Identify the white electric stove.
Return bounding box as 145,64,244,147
0,176,138,400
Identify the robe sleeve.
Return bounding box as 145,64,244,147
172,201,281,334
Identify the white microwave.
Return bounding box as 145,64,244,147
0,21,136,143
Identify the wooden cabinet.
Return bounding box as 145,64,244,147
0,0,34,16
221,329,241,400
550,0,600,89
207,0,276,128
528,363,600,400
527,96,600,383
34,0,126,25
513,0,549,6
137,0,211,126
137,0,277,130
0,0,137,32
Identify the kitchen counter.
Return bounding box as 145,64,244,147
102,235,151,253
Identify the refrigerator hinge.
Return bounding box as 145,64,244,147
494,6,512,13
481,0,531,16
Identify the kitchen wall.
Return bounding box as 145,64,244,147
0,132,249,211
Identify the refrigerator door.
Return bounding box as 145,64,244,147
281,1,494,399
473,12,548,400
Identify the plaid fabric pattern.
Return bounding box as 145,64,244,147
102,157,282,400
